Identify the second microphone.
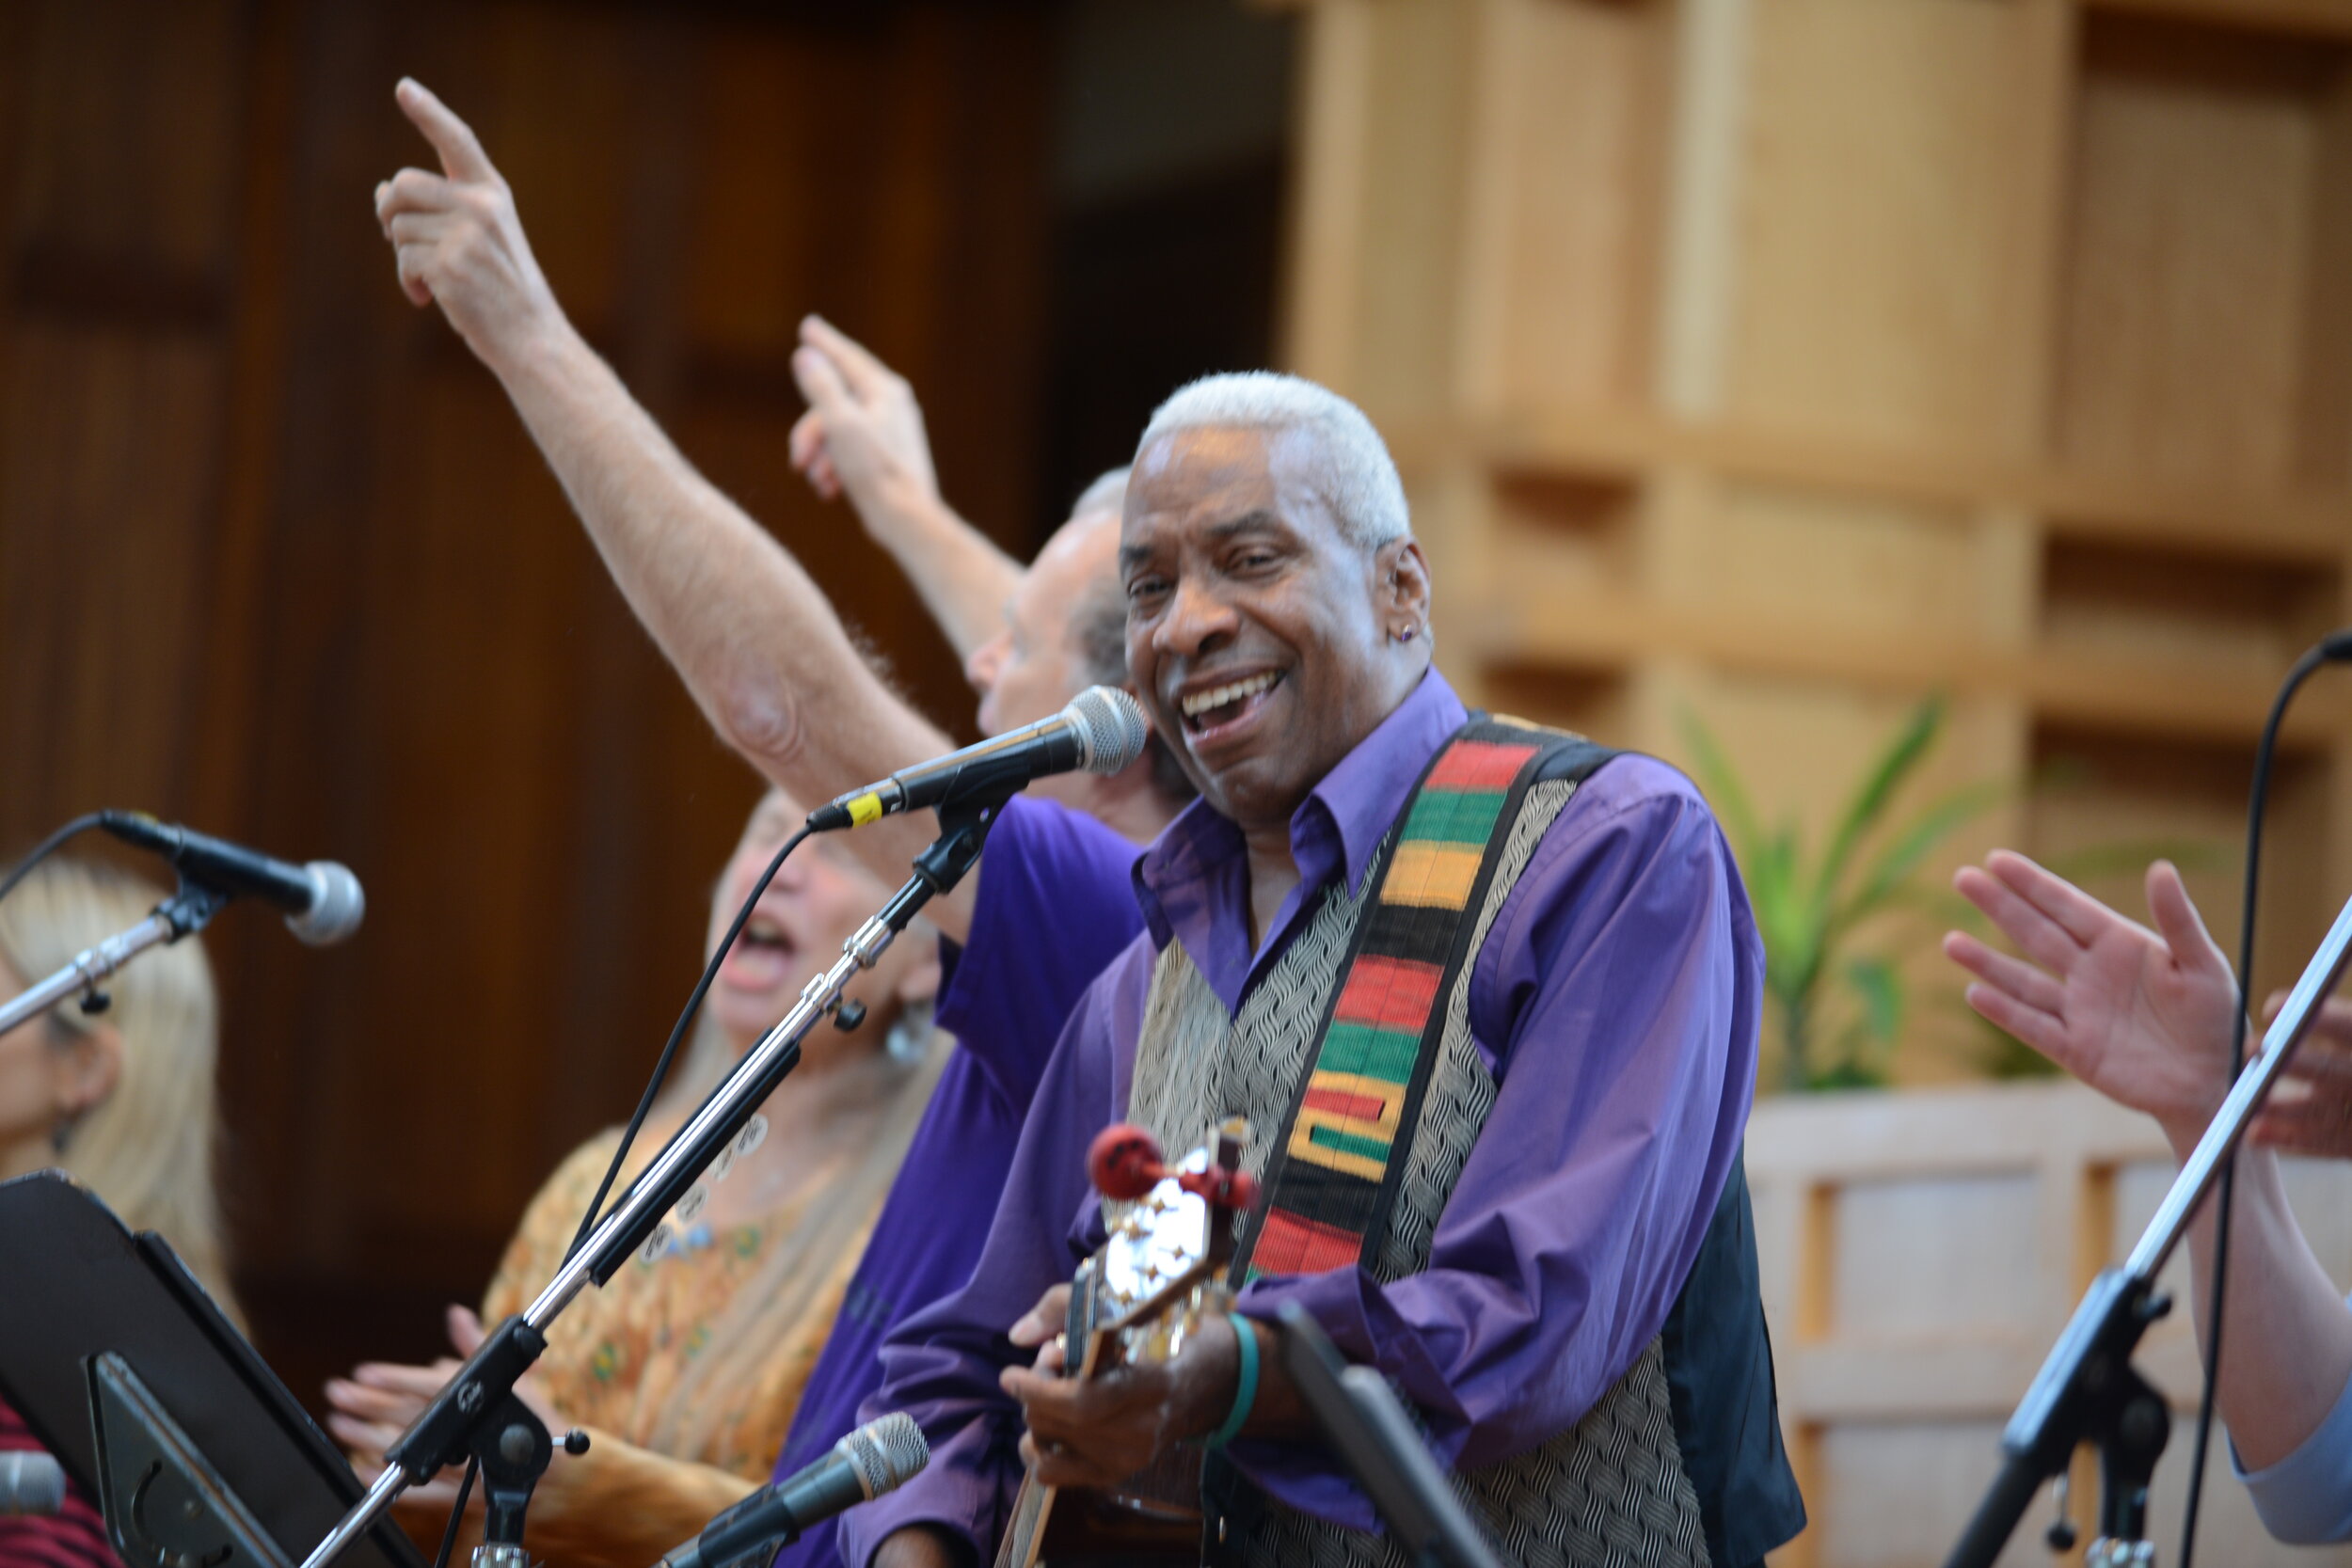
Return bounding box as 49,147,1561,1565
807,687,1147,832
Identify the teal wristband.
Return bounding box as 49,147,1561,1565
1203,1315,1260,1449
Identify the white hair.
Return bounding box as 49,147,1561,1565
1137,372,1410,549
1070,467,1128,522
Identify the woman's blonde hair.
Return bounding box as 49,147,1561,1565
0,857,239,1317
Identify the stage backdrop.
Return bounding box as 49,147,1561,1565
0,0,1052,1398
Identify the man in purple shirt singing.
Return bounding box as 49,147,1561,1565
848,374,1804,1568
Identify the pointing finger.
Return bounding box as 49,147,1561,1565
790,343,851,413
799,315,893,400
395,77,499,185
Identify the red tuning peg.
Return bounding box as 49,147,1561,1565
1181,1165,1259,1212
1086,1123,1261,1212
1088,1123,1166,1201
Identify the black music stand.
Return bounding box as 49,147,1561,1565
0,1171,425,1568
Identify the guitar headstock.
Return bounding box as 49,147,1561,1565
1080,1118,1253,1373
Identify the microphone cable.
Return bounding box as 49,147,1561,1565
421,823,815,1568
2179,630,2352,1568
562,823,815,1265
0,813,107,904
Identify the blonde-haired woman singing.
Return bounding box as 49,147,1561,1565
0,856,240,1568
325,789,946,1568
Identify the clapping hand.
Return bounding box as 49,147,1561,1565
2249,994,2352,1157
1945,852,2242,1152
325,1305,565,1521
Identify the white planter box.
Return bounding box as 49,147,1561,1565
1747,1078,2352,1567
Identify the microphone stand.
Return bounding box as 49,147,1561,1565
0,881,230,1040
296,795,1012,1568
1945,888,2352,1568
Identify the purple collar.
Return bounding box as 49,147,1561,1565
1131,667,1468,1011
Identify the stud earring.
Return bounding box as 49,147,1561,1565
1392,624,1419,644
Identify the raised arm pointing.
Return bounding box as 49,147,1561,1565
373,79,979,937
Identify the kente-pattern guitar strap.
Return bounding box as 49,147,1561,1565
1236,715,1616,1282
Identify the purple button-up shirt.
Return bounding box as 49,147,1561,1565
841,669,1762,1563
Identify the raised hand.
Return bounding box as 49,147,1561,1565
787,317,941,522
373,79,564,367
1944,852,2242,1150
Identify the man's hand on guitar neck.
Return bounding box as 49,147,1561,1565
998,1287,1308,1488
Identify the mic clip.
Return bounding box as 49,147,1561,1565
909,794,1008,899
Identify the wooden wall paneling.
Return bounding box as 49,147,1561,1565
1338,0,1478,425
2005,0,2082,465
186,0,298,847
0,0,1061,1396
2083,0,2352,44
1726,0,2049,458
1281,0,1375,388
1452,0,1668,418
1684,480,1982,643
2053,11,2347,489
0,0,246,848
2296,51,2352,485
1652,0,1754,421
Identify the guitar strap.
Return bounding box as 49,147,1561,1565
1234,715,1616,1284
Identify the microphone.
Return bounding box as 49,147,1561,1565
0,1451,66,1517
808,687,1148,832
98,812,366,946
654,1413,928,1568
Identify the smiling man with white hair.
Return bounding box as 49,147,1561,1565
847,372,1805,1568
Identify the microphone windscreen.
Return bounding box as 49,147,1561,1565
838,1413,929,1500
287,862,366,947
1066,687,1149,776
0,1451,66,1517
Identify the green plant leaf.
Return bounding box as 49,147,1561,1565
1844,956,1904,1044
1815,695,1946,905
1675,707,1767,863
1834,778,2010,931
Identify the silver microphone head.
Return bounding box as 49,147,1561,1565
1065,686,1149,775
0,1451,66,1517
287,861,366,947
834,1412,929,1502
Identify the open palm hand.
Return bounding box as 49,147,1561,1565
1945,852,2240,1149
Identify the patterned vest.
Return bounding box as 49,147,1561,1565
1115,720,1804,1568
